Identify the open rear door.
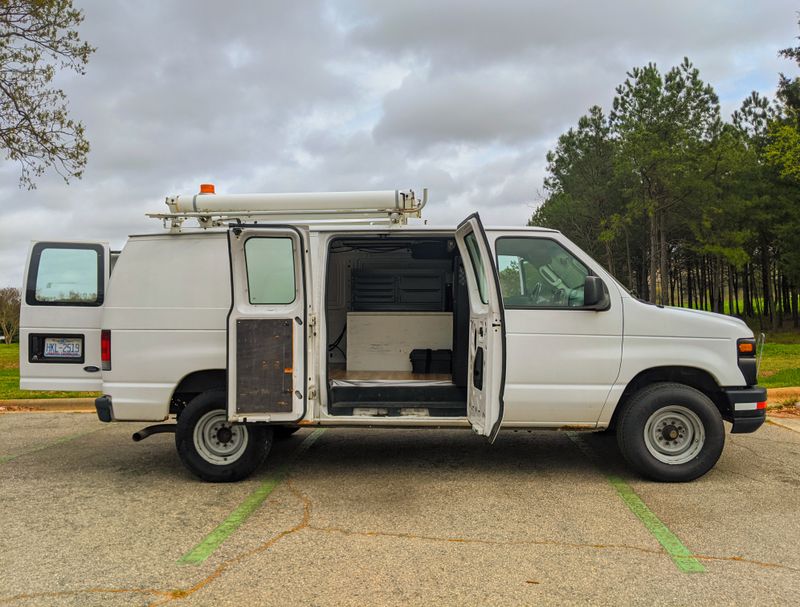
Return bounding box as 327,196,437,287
19,241,110,391
227,226,308,423
455,214,506,441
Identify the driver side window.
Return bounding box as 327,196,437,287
496,237,589,309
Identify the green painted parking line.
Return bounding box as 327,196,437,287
178,428,326,565
0,427,104,464
566,432,706,574
606,474,705,573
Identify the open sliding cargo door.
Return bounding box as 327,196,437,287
227,226,308,423
454,214,506,441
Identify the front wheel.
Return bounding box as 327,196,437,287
176,389,272,482
617,383,724,482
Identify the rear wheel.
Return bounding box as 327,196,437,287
617,382,724,482
176,389,272,482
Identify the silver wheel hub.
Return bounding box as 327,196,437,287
643,406,705,465
193,410,248,465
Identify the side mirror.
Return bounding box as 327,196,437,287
583,275,609,310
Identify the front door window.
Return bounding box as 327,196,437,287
496,237,589,308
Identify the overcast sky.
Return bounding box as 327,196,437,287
0,0,797,286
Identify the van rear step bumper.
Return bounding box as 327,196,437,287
722,386,767,434
95,395,114,422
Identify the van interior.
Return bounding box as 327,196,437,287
325,236,468,417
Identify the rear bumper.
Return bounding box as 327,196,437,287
721,386,767,434
95,395,114,423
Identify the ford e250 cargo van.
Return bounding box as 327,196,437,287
19,188,766,482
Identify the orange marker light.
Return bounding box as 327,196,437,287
199,183,216,194
738,342,755,354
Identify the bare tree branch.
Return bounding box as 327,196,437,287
0,0,94,189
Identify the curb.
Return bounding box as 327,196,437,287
766,387,800,402
766,417,800,434
0,398,95,413
0,388,798,418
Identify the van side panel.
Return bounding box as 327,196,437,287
102,234,229,421
595,296,750,426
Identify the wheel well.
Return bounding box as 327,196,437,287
609,366,729,429
170,369,226,415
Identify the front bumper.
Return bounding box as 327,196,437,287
95,395,114,423
721,386,767,434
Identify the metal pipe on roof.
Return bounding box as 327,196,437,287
170,190,406,214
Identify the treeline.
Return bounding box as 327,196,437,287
530,27,800,329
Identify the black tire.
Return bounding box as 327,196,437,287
175,389,272,482
616,382,724,482
272,425,301,440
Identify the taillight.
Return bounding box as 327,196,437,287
101,329,111,371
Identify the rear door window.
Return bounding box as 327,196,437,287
26,243,104,306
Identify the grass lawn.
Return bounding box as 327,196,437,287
0,343,101,400
758,330,800,389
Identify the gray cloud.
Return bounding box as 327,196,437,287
373,62,619,146
0,0,797,286
345,0,791,69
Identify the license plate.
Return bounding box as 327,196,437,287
43,337,82,359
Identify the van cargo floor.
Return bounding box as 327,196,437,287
328,369,452,382
328,383,467,417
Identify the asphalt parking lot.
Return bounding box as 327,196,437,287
1,413,799,606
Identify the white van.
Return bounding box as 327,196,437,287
19,188,766,483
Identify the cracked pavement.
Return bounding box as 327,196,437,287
1,412,799,606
